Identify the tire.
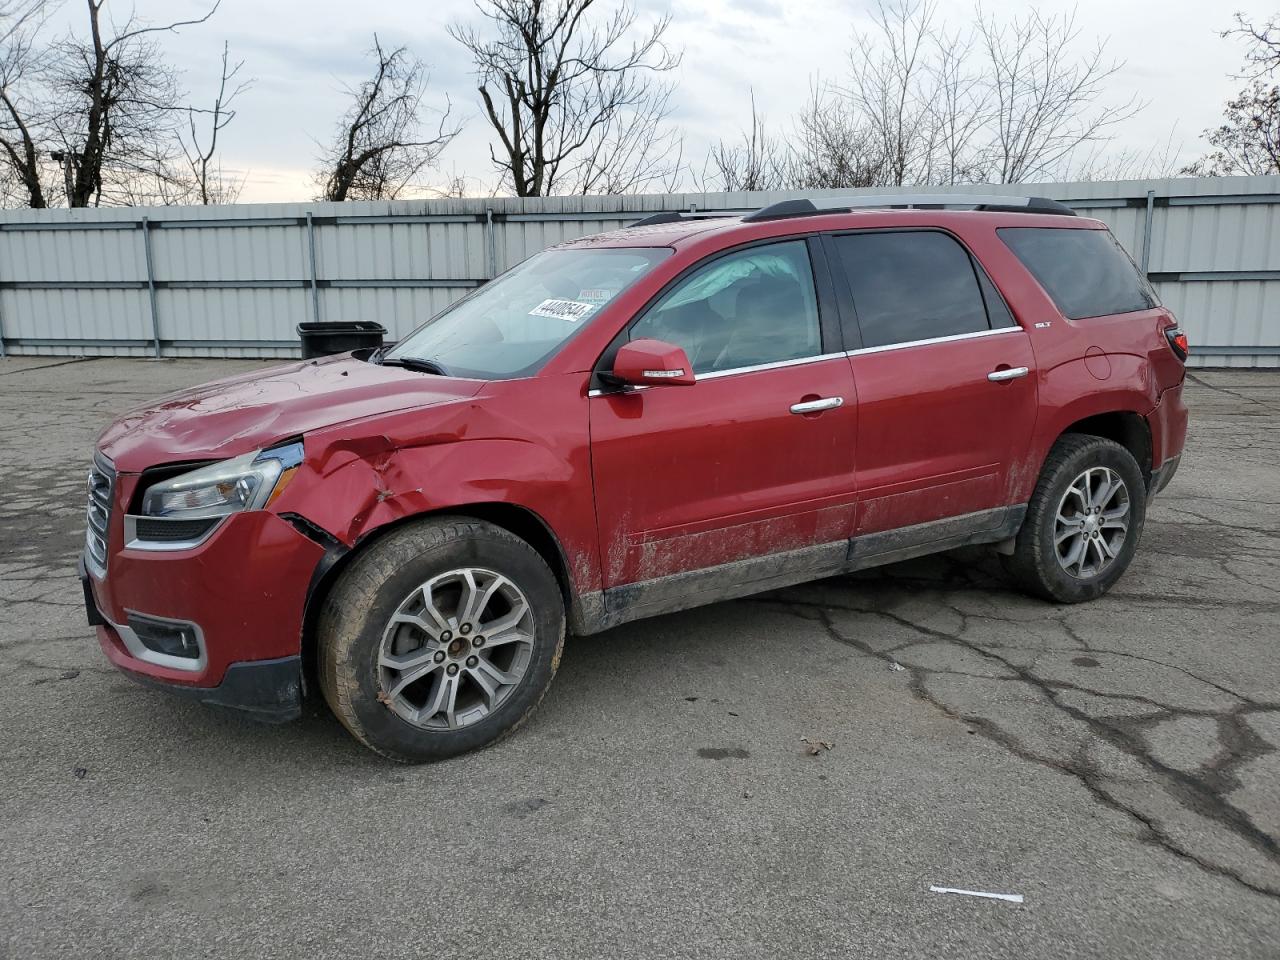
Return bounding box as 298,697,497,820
317,516,565,763
1003,434,1147,604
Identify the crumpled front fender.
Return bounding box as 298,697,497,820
266,396,600,601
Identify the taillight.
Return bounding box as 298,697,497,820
1164,326,1189,362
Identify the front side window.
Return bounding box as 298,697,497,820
388,247,670,379
999,226,1158,320
832,231,990,348
628,240,822,374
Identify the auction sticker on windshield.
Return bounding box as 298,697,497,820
529,299,597,323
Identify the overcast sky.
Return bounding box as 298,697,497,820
40,0,1280,202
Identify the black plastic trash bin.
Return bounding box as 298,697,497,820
297,321,387,359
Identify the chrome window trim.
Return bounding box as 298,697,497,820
845,325,1023,357
586,327,1027,396
695,351,847,381
111,610,207,673
123,514,226,552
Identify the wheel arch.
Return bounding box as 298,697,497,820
296,502,581,693
1023,369,1157,494
1058,410,1153,485
1028,356,1160,494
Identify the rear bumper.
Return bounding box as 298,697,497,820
1147,453,1181,497
1147,381,1189,487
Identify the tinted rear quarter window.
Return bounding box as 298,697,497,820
832,231,991,348
999,227,1158,320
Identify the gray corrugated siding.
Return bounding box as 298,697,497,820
1,177,1277,367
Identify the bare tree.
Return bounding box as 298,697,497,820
703,91,790,191
0,0,232,209
1224,12,1280,78
316,36,458,203
708,1,1146,191
450,0,682,196
0,0,42,46
703,83,886,192
788,82,884,189
572,82,684,194
1183,15,1280,176
926,21,988,185
0,1,48,207
844,0,940,186
1183,82,1280,176
1072,128,1185,182
179,41,249,205
427,162,504,199
41,0,222,207
975,8,1142,183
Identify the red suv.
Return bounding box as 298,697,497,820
80,195,1189,762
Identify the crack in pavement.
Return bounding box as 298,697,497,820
1185,373,1279,410
0,358,99,378
753,592,1280,903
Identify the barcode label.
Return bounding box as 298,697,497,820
529,298,597,323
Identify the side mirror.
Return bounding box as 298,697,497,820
611,339,696,387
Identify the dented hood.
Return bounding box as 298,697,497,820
97,354,484,472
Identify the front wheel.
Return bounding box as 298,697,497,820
1004,434,1147,603
317,517,565,762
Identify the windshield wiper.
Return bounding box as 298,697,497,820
378,355,451,376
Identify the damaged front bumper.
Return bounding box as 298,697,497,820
81,554,304,723
79,498,328,722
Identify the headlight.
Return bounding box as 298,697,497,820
140,442,304,519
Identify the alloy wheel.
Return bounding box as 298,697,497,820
1054,467,1131,579
377,568,535,730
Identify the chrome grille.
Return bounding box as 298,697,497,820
85,454,116,578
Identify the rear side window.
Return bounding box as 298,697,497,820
999,227,1158,319
832,231,991,348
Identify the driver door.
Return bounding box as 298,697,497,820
588,238,859,595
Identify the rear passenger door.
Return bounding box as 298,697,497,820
827,229,1038,536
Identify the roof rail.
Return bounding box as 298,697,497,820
741,194,1076,222
630,210,744,227
631,212,685,227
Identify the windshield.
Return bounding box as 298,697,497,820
386,247,671,379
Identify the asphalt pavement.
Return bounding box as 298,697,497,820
1,356,1277,959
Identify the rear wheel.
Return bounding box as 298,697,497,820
318,517,565,762
1004,434,1147,603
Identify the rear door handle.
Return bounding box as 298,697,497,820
987,366,1029,382
790,397,844,414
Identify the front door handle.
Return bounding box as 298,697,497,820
790,397,844,415
987,366,1029,382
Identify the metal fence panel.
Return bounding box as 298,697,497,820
0,223,145,283
317,220,487,282
157,287,307,346
1,287,152,347
152,221,310,283
320,286,466,341
1,177,1278,366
